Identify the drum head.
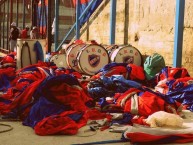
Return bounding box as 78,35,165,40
66,44,86,72
77,44,110,75
50,54,68,68
111,45,142,66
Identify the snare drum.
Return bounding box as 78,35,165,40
110,45,142,66
76,44,110,75
49,54,68,68
66,44,86,72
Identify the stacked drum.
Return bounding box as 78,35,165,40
107,44,142,66
49,41,142,75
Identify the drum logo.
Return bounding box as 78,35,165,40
88,54,100,67
123,56,134,64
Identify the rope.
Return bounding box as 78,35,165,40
76,126,97,137
0,123,13,133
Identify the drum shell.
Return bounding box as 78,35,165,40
50,54,68,68
110,45,142,66
66,44,86,72
76,44,110,75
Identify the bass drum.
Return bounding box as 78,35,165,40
49,54,68,68
76,44,110,76
63,39,85,53
110,45,142,66
66,43,86,72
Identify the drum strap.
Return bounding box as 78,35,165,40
21,41,32,68
0,123,13,133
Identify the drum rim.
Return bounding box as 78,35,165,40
66,43,86,71
77,44,110,75
50,54,68,68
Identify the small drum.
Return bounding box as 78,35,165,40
49,54,68,68
109,45,142,66
66,44,86,72
76,44,110,75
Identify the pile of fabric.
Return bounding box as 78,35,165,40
1,52,193,144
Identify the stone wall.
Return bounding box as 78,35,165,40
80,0,193,76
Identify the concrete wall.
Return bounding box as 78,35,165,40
80,0,193,76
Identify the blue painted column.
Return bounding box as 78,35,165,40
54,0,59,52
173,0,185,67
57,0,95,51
110,0,117,44
76,0,80,40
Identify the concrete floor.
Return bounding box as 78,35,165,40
0,121,129,145
1,118,193,145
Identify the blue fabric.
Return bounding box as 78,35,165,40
34,41,44,62
111,113,133,125
166,84,193,106
68,112,83,122
142,87,176,105
19,66,39,73
0,98,12,104
33,74,81,104
0,74,11,92
23,97,69,128
88,75,142,101
166,80,185,92
23,74,83,128
79,0,103,27
108,75,142,89
37,3,48,27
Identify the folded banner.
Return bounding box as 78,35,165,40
123,125,193,144
37,0,48,37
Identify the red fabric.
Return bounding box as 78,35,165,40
131,116,148,126
16,61,54,74
73,0,90,5
38,0,48,6
159,67,190,81
114,88,140,106
0,67,15,78
35,116,78,136
34,109,110,135
115,88,177,117
84,109,111,120
125,132,193,144
49,83,91,112
0,67,48,115
128,64,145,81
20,29,28,39
55,69,82,79
1,55,14,64
91,66,128,80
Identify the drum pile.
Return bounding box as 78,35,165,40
49,40,143,76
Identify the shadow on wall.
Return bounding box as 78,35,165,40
80,0,110,41
124,0,129,44
80,0,131,45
